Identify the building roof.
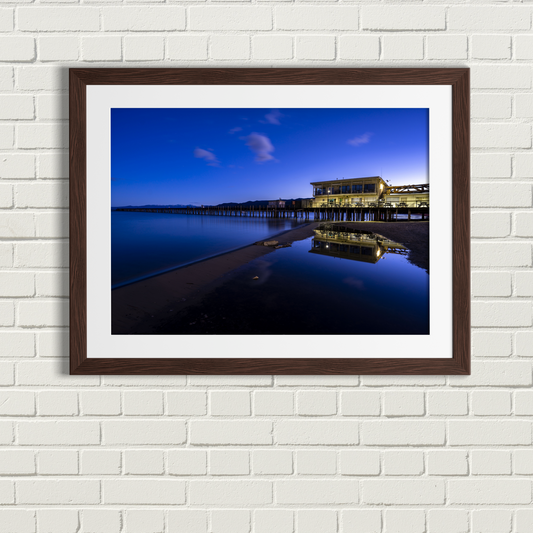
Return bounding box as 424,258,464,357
310,176,385,186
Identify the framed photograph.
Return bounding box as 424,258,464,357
69,68,470,375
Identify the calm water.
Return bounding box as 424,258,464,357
111,211,302,287
156,231,430,335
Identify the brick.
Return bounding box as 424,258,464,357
515,212,533,237
211,35,250,61
17,300,69,327
16,67,64,92
0,510,35,533
81,37,122,62
103,7,185,31
296,36,335,61
253,450,293,475
472,183,531,208
277,480,358,505
19,360,97,386
254,510,293,533
38,391,78,416
210,391,250,416
0,95,33,119
473,510,512,533
37,450,78,475
36,94,67,121
361,375,445,386
123,391,163,415
18,7,100,31
517,510,533,533
0,332,33,357
472,331,512,357
448,479,531,504
383,451,424,475
0,272,33,297
0,124,13,148
516,153,533,178
124,450,164,475
18,421,99,445
18,480,98,505
472,65,531,89
0,36,34,61
471,212,510,238
383,391,424,416
0,182,12,207
427,510,469,533
210,450,249,476
0,67,13,91
516,35,533,60
449,6,531,30
471,450,511,475
297,450,336,475
189,480,271,505
0,154,35,179
82,510,121,533
212,510,249,533
38,36,79,61
189,5,272,31
0,243,13,267
276,6,358,31
516,93,533,118
37,510,78,533
472,153,511,178
168,450,206,476
167,36,208,61
342,510,381,533
102,375,186,387
126,510,164,533
514,449,533,475
427,35,467,60
277,420,357,445
472,272,512,297
362,420,445,446
384,510,425,533
167,511,207,533
427,450,468,476
363,6,444,30
0,302,14,326
0,450,35,475
252,35,292,60
515,391,533,415
35,213,69,239
472,35,511,59
0,480,14,503
124,36,164,61
104,479,184,505
448,420,531,445
0,8,13,32
103,420,185,445
472,301,532,327
471,94,512,119
341,391,380,416
472,390,511,415
0,362,14,386
190,421,271,445
297,390,336,415
427,391,468,416
254,391,293,416
383,35,423,60
297,511,337,533
17,124,68,150
340,450,380,476
81,450,121,475
472,123,531,149
188,375,271,387
277,375,359,387
36,271,68,298
453,361,532,386
38,153,68,179
363,479,445,505
167,391,206,415
0,213,34,238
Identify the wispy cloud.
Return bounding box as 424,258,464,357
263,109,283,125
228,127,242,135
243,133,276,163
347,132,373,147
193,147,220,167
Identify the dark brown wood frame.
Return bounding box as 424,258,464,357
70,68,470,375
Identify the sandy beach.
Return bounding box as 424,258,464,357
112,220,429,334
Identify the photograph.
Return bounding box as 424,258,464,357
111,107,430,336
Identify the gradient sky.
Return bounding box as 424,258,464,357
111,107,429,207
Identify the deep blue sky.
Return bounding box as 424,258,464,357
111,108,429,207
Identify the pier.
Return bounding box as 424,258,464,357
116,205,429,222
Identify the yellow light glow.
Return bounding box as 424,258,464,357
376,249,381,257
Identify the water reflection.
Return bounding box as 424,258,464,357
310,227,407,264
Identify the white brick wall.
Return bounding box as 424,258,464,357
0,1,532,531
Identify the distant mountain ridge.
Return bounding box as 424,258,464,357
113,198,313,210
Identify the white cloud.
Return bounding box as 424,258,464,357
193,148,219,167
347,132,373,147
243,133,276,163
264,109,283,125
228,127,242,134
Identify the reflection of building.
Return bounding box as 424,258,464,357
310,177,429,208
310,229,407,264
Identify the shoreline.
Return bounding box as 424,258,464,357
112,220,428,334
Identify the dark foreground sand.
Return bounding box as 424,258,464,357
112,220,428,334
